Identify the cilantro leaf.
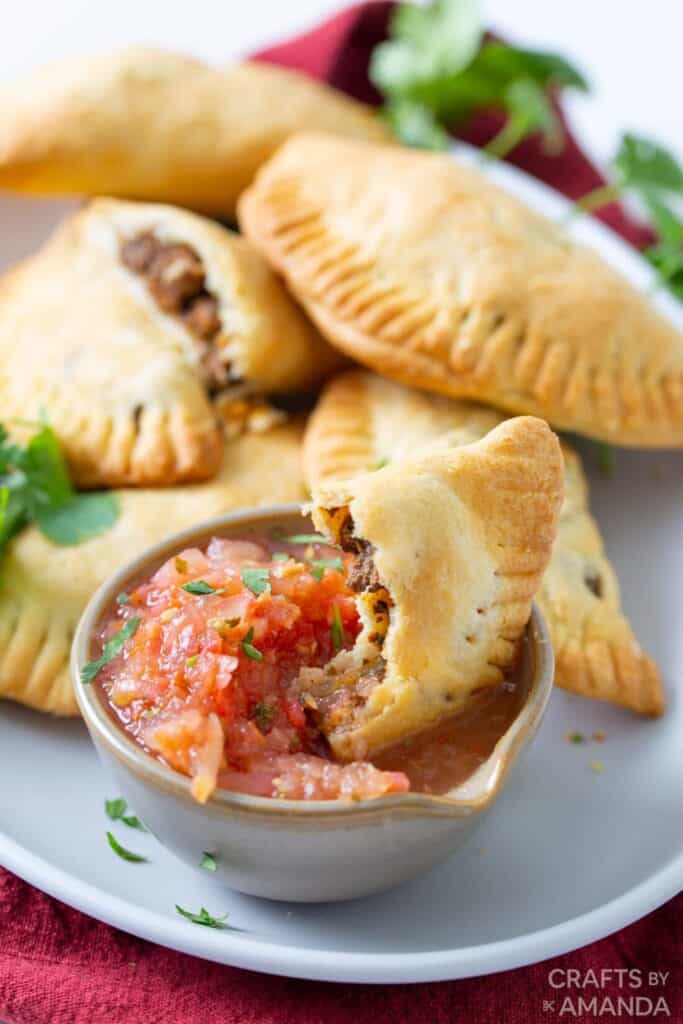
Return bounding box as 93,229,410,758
241,566,271,596
181,580,224,596
105,797,146,831
272,552,290,561
614,133,683,195
116,592,130,605
241,627,263,662
199,852,217,872
283,533,328,544
175,905,232,929
35,491,120,545
384,99,451,150
106,831,147,863
486,78,562,158
81,616,140,684
310,557,344,578
331,604,345,654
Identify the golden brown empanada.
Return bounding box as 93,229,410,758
239,134,683,449
0,421,306,717
303,416,563,760
0,50,391,215
0,198,338,487
303,370,665,716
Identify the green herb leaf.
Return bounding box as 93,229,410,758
199,852,217,872
116,592,130,605
241,566,271,596
81,616,140,684
384,99,451,150
241,627,263,662
331,604,345,654
35,491,120,546
252,701,277,734
614,133,683,195
181,580,224,596
105,797,146,830
106,831,147,863
175,905,231,929
185,654,199,668
566,731,585,744
310,557,344,577
272,552,290,561
283,533,328,545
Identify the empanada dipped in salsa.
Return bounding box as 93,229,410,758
303,371,665,717
306,416,563,761
0,198,339,487
88,417,561,801
239,133,683,449
0,50,391,215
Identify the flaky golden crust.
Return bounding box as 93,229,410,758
303,370,665,716
310,416,563,759
240,134,683,448
0,51,391,215
0,198,336,487
0,422,306,717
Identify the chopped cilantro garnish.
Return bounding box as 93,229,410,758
116,592,130,605
566,731,585,744
241,566,271,596
375,457,389,470
185,655,199,668
331,604,345,653
199,852,217,872
252,701,277,734
106,831,147,863
272,552,290,561
175,905,232,929
181,580,224,596
105,797,146,831
311,557,344,574
81,617,140,684
241,627,263,662
310,566,325,583
283,533,328,545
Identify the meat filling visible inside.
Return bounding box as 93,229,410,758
121,230,236,393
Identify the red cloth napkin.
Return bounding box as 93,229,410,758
0,4,677,1022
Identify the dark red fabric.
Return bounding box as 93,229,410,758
0,4,676,1021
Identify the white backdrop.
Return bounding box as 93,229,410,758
1,0,681,169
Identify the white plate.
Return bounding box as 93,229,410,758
0,149,681,984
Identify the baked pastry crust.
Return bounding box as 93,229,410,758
0,198,337,487
0,421,306,717
0,50,391,215
304,370,665,716
240,134,683,448
308,416,563,760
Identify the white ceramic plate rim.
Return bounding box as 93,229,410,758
1,142,681,983
1,829,680,983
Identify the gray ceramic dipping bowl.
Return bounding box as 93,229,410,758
72,504,554,903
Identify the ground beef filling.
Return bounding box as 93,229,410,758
338,515,383,594
121,230,233,392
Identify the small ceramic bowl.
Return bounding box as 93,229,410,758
72,504,554,903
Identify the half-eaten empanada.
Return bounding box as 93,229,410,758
302,416,563,760
303,370,665,716
0,50,391,215
0,198,339,487
0,420,306,717
239,134,683,448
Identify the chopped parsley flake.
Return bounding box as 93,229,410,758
283,533,328,545
81,616,140,684
566,730,585,744
105,797,146,831
252,701,277,734
331,603,345,653
199,852,217,872
181,580,224,596
241,627,263,662
241,566,271,596
175,905,232,929
106,831,147,862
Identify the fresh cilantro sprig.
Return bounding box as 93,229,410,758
199,852,217,872
106,830,147,863
175,905,233,929
370,0,587,155
105,797,146,831
241,566,271,596
0,421,119,560
576,134,683,300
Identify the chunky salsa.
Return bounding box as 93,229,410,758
92,534,524,802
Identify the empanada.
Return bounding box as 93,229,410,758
239,134,683,448
0,421,306,717
303,370,665,716
0,198,338,487
0,50,391,215
304,416,563,760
